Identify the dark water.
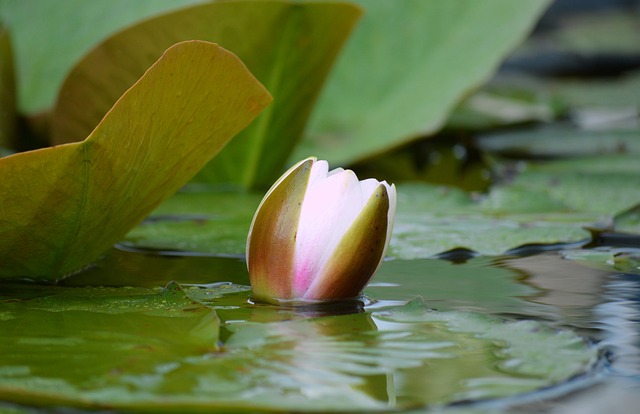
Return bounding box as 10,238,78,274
2,246,640,413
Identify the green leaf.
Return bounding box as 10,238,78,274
0,41,271,280
376,299,597,387
50,1,361,189
390,184,597,259
123,190,263,256
0,284,597,411
293,0,551,165
366,257,540,315
0,282,220,409
0,22,16,150
477,126,640,158
510,155,640,215
561,247,640,275
615,204,640,235
447,89,558,131
0,0,204,114
468,71,640,128
122,183,593,259
125,150,640,259
520,9,640,58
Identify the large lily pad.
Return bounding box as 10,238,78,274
292,0,551,165
0,282,220,409
0,283,598,412
50,1,361,189
0,41,271,280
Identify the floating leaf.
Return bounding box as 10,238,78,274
50,1,361,189
447,89,558,131
509,155,640,215
467,71,640,129
0,41,271,280
366,257,541,315
0,0,203,113
123,183,593,259
0,282,220,409
516,10,640,63
125,151,640,259
293,0,551,165
390,183,597,259
562,247,640,275
123,190,263,256
0,286,598,411
615,204,640,235
477,126,640,158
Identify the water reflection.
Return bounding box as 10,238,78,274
495,253,610,335
6,247,640,412
597,274,640,377
61,246,249,287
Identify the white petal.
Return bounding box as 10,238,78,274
292,169,363,296
359,178,381,206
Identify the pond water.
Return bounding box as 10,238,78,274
1,245,639,413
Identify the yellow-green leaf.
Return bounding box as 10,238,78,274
0,41,271,280
0,23,16,150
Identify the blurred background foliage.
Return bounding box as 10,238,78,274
0,0,638,189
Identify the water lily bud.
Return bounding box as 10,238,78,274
247,157,396,304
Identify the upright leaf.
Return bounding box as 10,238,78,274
50,1,361,189
0,23,16,149
0,0,204,114
0,41,271,280
293,0,552,165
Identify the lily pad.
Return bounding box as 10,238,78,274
367,257,542,316
468,71,640,129
123,190,263,256
0,282,220,409
391,194,595,259
477,126,640,158
50,1,361,190
121,181,599,259
615,205,640,235
509,155,640,215
293,0,551,165
561,247,640,275
0,41,271,280
0,286,598,412
447,89,558,131
124,148,640,260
